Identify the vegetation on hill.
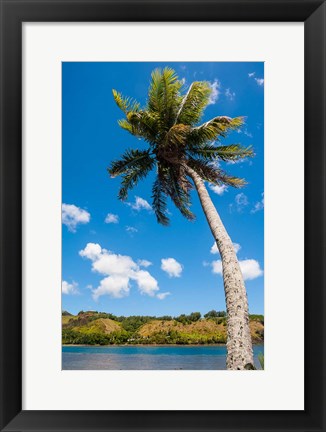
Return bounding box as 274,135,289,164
62,310,264,346
62,310,72,316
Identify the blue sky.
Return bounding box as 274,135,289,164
62,62,264,317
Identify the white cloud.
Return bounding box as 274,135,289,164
237,128,253,138
255,78,264,86
248,72,264,86
93,276,130,299
233,243,241,254
138,259,152,268
126,226,138,234
62,280,79,295
225,88,236,101
211,260,223,275
211,258,263,281
92,252,137,276
251,193,264,214
79,243,160,300
62,204,90,232
210,242,241,255
208,79,220,105
79,242,102,260
238,259,264,280
210,243,219,254
157,292,171,300
209,184,227,196
128,196,152,212
161,258,183,278
230,193,249,213
236,193,248,206
105,213,119,224
133,270,159,296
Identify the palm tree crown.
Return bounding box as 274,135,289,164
108,67,253,225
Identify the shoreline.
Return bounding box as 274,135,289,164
63,343,264,347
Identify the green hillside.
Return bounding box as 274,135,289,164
62,311,264,346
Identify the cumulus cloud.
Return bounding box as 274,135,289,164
238,259,264,280
161,258,183,278
62,280,79,295
133,270,159,296
210,242,241,255
128,196,152,212
79,243,160,300
248,72,255,77
255,78,264,86
94,276,130,299
157,292,171,300
138,259,152,268
225,88,236,101
62,204,90,232
105,213,119,224
209,184,227,196
79,242,102,261
251,193,264,214
208,79,220,105
211,260,223,275
211,258,263,281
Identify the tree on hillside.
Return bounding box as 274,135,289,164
108,67,254,370
189,312,201,322
204,310,226,319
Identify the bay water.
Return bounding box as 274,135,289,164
62,345,264,370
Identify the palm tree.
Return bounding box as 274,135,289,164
108,67,254,370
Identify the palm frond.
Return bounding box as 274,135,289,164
165,167,195,220
215,169,246,188
147,67,183,128
188,116,245,146
175,81,212,126
187,158,246,188
189,144,253,162
187,158,220,183
125,111,159,144
108,149,153,177
117,119,134,134
152,173,170,226
112,89,140,114
117,156,155,200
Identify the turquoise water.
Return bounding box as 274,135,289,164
62,345,264,370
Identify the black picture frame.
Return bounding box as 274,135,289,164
0,0,325,431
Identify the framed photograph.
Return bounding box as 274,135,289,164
0,0,325,431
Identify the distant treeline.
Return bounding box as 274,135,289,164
64,309,263,325
62,310,264,346
64,309,230,331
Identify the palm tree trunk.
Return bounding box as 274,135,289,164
185,165,254,370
